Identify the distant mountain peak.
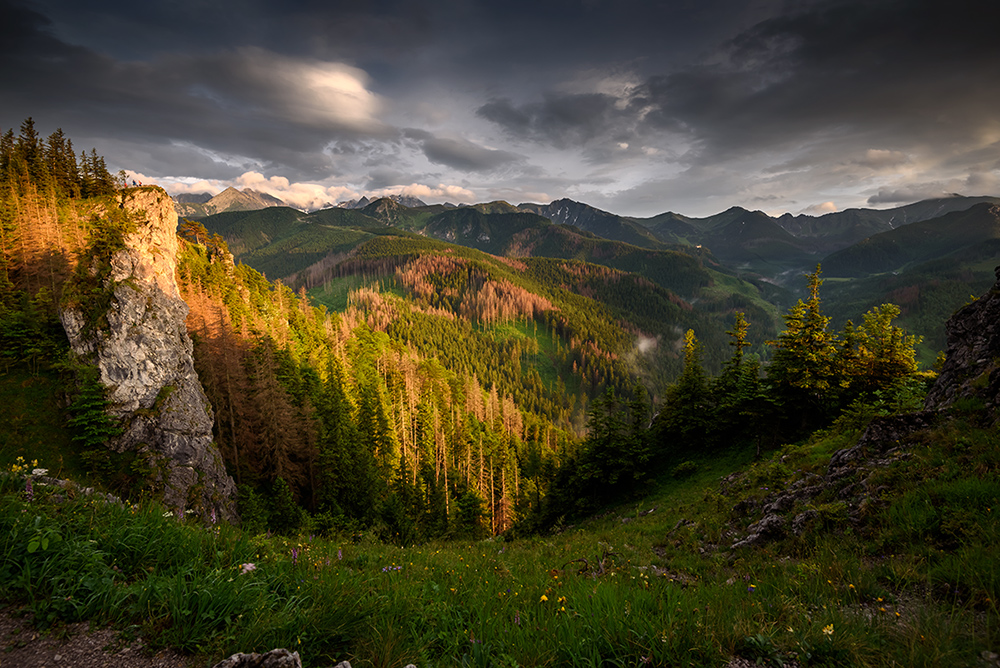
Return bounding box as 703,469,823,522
173,191,213,204
206,187,285,212
172,187,287,217
338,194,427,209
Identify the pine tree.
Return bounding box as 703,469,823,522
844,303,921,398
766,266,839,434
713,312,771,455
654,329,713,452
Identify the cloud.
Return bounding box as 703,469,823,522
419,136,522,172
477,92,635,150
5,0,1000,220
213,48,384,132
0,5,389,182
853,149,910,171
867,185,951,205
234,171,360,210
636,335,658,355
801,201,838,215
373,182,476,203
630,0,1000,165
161,171,360,210
161,178,220,195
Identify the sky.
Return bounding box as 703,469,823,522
2,0,999,218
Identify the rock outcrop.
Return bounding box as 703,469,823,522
60,186,236,520
727,266,1000,549
924,264,1000,414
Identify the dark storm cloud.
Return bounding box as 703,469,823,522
3,0,999,215
365,167,411,190
26,0,439,64
0,0,392,180
477,93,632,150
470,0,1000,187
629,0,1000,163
420,137,521,172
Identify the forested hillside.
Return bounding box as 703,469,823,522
0,121,961,546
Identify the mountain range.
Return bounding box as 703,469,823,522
175,188,999,279
186,191,1000,368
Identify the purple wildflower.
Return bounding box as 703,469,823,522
24,478,33,502
291,548,299,565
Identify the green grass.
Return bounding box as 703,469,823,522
2,400,997,666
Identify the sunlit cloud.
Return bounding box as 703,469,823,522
234,171,358,209
215,48,384,133
801,201,838,215
853,149,910,171
374,183,477,203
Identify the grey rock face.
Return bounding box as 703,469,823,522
61,187,235,520
924,265,1000,414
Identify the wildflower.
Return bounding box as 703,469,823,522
24,478,33,502
240,563,257,574
291,548,299,565
337,548,343,561
540,594,548,602
32,468,48,477
822,624,834,636
163,510,174,518
210,507,217,524
747,584,756,593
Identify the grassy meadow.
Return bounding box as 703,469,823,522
2,410,997,668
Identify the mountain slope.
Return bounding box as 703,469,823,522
821,202,1000,277
776,194,1000,248
519,198,665,250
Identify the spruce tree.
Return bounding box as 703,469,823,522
654,329,712,453
766,266,839,435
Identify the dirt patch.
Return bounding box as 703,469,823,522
0,605,199,668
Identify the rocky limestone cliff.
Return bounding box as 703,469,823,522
60,186,236,520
